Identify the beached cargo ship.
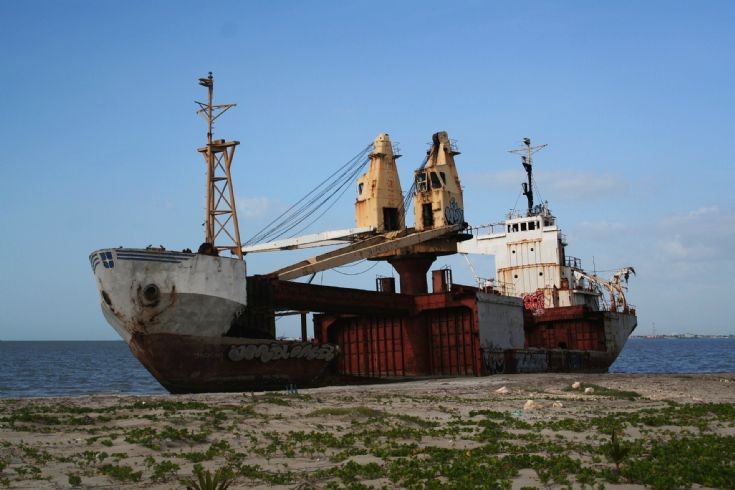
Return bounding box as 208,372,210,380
90,75,636,393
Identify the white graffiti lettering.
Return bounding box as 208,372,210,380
228,343,338,363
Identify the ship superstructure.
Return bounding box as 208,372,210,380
459,138,635,315
459,138,636,357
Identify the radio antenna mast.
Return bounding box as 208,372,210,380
195,73,243,258
509,137,547,216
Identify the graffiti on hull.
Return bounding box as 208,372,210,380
482,350,506,374
228,343,338,363
515,351,549,373
523,290,545,316
566,352,582,370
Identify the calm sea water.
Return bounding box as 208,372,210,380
0,338,733,397
0,341,166,398
609,337,735,374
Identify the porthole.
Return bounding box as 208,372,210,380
530,247,534,251
539,272,543,276
141,283,160,305
143,284,159,301
512,250,516,254
514,274,518,279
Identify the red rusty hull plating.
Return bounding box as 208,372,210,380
315,292,635,379
126,281,634,392
128,333,339,394
480,348,618,375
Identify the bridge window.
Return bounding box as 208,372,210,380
358,183,364,195
528,221,536,231
521,222,527,231
512,224,519,232
440,172,447,184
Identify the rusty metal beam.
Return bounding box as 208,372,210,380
274,224,465,280
250,276,415,315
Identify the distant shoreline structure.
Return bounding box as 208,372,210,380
631,334,735,340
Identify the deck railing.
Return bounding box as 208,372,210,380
565,256,582,269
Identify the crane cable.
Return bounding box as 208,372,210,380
246,144,371,244
245,143,373,245
397,152,430,220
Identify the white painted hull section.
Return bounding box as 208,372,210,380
90,248,247,342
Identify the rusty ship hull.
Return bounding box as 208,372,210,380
90,249,635,393
90,248,340,393
129,333,336,394
313,278,636,379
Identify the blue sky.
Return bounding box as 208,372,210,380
1,1,733,340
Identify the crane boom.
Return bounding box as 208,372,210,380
242,227,375,253
272,224,465,280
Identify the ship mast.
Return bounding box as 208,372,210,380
195,73,243,258
509,138,547,216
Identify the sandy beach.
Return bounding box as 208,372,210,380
1,373,734,489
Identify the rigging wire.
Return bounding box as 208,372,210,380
333,259,368,268
245,143,373,245
397,152,430,220
531,175,544,209
332,260,380,276
248,146,371,244
281,158,369,239
511,189,523,214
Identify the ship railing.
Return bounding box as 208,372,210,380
466,222,505,236
560,233,568,245
565,256,582,269
449,138,460,153
392,141,401,156
616,303,636,315
479,279,515,296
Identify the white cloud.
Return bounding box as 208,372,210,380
656,206,734,262
659,234,717,260
467,169,628,201
661,205,720,226
237,196,272,218
541,170,628,199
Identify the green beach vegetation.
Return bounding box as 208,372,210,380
0,375,733,488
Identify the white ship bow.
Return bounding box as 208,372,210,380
90,248,247,343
